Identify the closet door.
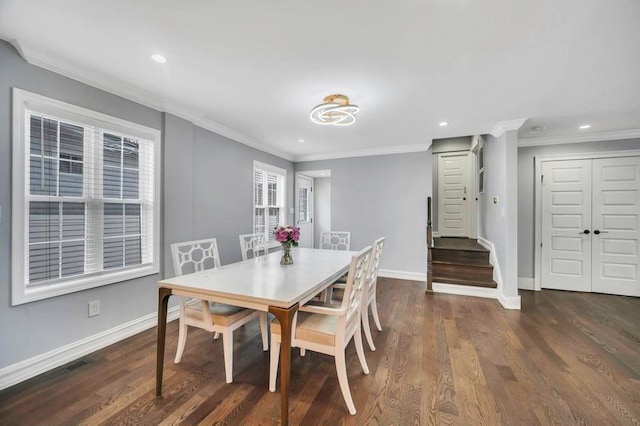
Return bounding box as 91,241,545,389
591,156,640,296
541,160,592,292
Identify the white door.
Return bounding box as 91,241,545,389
591,157,640,296
295,174,314,248
438,152,470,237
541,159,592,292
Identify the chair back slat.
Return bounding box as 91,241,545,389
365,237,385,299
239,233,267,261
340,246,372,331
171,238,221,276
320,231,351,251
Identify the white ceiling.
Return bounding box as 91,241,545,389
1,0,639,161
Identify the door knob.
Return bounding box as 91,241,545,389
593,230,608,234
582,230,590,234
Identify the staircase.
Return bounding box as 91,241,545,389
430,238,497,288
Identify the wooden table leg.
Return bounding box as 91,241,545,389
268,303,299,426
156,287,172,397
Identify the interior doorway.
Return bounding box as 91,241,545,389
295,170,331,248
295,174,314,248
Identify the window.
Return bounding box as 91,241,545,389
12,89,161,305
253,161,286,245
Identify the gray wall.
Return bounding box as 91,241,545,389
296,150,431,275
313,177,331,247
0,40,294,371
0,41,164,368
479,131,519,298
517,138,640,279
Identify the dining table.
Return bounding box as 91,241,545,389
155,247,356,425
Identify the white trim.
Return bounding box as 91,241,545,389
378,269,426,282
0,306,180,391
432,282,498,299
11,89,162,305
518,277,535,290
477,236,503,288
519,129,640,147
14,40,294,162
497,293,521,310
490,118,527,138
476,236,521,309
294,143,431,162
533,149,640,292
432,231,440,238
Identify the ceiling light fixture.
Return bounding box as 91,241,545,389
151,54,167,63
310,94,359,126
439,121,449,127
298,139,305,143
579,124,591,129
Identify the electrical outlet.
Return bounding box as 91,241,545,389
88,300,100,317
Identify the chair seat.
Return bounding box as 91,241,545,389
271,312,338,347
185,302,253,326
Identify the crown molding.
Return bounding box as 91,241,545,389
518,128,640,147
490,118,528,138
294,143,431,162
13,40,294,162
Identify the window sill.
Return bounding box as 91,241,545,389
12,264,159,306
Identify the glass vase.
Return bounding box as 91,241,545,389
280,244,293,265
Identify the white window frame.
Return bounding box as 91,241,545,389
253,161,287,248
11,88,162,305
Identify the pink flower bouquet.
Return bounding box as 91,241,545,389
273,225,300,247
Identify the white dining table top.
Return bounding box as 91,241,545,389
158,247,355,309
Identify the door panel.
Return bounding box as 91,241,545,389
438,153,469,237
591,157,640,296
295,175,314,248
541,160,592,291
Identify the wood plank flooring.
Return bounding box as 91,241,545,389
1,279,639,425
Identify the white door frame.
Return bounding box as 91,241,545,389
437,151,473,237
295,173,314,248
533,149,640,291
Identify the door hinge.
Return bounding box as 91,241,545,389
541,174,544,184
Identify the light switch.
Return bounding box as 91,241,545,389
493,197,499,204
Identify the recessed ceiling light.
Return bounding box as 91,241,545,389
320,172,326,176
151,54,167,63
579,124,591,130
298,139,305,143
439,121,448,127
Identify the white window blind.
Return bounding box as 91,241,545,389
253,162,286,244
12,89,161,305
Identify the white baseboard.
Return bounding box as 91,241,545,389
379,269,426,282
518,277,535,290
433,283,521,309
498,293,522,310
432,282,498,299
0,306,180,391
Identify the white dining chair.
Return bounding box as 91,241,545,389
239,232,267,261
326,237,385,350
268,246,372,415
171,238,268,384
319,231,351,251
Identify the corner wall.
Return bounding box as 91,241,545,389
296,150,431,278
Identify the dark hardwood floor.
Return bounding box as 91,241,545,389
1,279,639,425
